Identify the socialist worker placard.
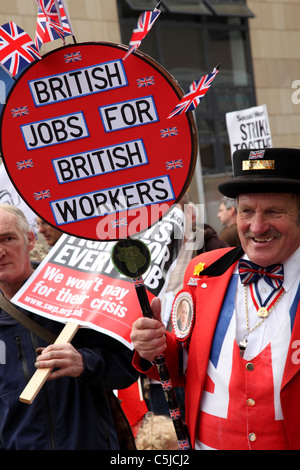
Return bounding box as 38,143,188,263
12,206,185,349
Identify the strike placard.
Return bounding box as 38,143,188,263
226,104,272,156
0,42,197,240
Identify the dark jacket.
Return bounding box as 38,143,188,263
0,307,138,449
195,223,228,256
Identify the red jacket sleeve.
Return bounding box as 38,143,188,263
132,330,185,387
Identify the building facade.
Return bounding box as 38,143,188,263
0,0,299,230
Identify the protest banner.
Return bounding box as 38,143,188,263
226,104,272,156
0,42,197,240
15,204,184,403
13,205,185,351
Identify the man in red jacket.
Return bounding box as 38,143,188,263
131,148,300,450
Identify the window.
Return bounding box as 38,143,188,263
118,0,256,175
205,0,254,18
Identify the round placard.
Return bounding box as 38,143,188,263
0,42,197,240
171,291,194,341
111,238,151,279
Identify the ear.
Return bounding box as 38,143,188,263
27,230,36,252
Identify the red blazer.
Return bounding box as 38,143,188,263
134,248,300,449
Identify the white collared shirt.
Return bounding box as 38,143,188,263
235,246,300,360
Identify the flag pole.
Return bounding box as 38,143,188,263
60,0,77,44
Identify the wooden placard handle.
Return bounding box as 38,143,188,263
19,322,79,404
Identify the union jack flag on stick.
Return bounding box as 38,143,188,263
167,64,220,119
123,1,162,60
0,22,41,77
35,0,75,51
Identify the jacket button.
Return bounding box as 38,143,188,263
247,398,255,406
246,362,254,371
249,433,257,442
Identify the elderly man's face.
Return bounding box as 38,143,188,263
237,193,300,266
0,209,35,288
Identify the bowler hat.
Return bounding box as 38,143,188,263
218,148,300,198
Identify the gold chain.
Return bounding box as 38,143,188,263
243,285,285,334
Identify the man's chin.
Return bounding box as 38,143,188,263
244,240,280,266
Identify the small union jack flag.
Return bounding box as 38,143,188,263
169,408,181,419
35,0,74,51
249,150,266,159
111,218,128,228
161,379,173,391
11,106,29,117
16,159,34,170
64,51,82,63
160,127,178,138
133,277,144,288
168,64,220,119
178,439,190,450
165,159,183,170
34,190,51,200
0,22,41,77
137,76,155,87
123,1,162,60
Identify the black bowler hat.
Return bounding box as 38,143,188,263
218,148,300,198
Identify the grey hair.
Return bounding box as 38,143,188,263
0,204,31,243
221,196,237,210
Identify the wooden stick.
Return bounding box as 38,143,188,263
19,322,79,404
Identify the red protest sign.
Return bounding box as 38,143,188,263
12,236,149,349
12,206,184,349
15,261,143,349
1,42,197,240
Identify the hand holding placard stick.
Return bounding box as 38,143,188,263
19,322,79,404
111,239,190,450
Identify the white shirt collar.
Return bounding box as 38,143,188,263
282,246,300,292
